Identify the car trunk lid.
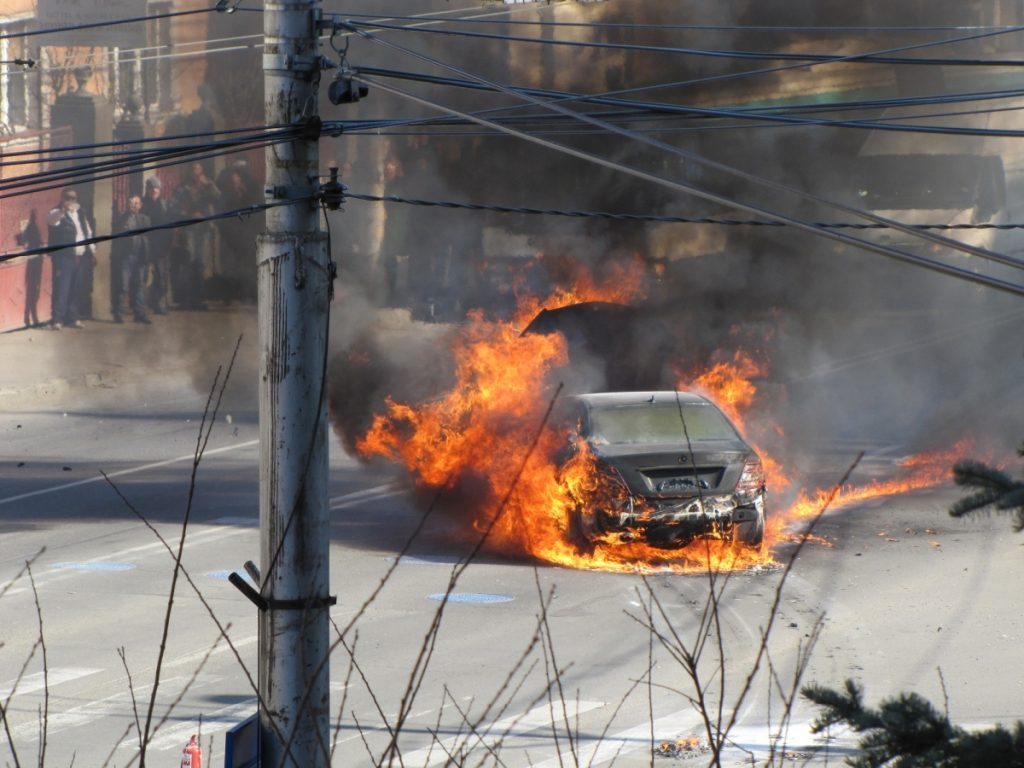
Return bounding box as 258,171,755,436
593,442,749,498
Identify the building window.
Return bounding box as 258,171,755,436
142,2,172,115
0,21,38,131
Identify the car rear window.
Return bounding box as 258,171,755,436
587,402,739,444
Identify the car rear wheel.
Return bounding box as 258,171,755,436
567,506,616,554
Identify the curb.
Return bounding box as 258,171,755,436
0,368,124,407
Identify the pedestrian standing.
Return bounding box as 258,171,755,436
111,195,151,323
46,188,94,330
16,211,43,327
171,162,220,309
180,733,202,768
141,176,171,314
215,160,260,303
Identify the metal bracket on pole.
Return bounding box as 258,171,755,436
265,595,338,611
230,571,268,611
262,53,322,74
317,17,357,34
265,185,313,200
227,573,336,613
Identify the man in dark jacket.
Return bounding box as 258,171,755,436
171,162,220,309
46,188,93,329
141,176,171,314
112,195,151,323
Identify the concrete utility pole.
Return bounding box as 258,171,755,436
258,0,332,764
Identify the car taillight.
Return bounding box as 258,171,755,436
736,457,766,496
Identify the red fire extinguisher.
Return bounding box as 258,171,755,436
181,733,202,768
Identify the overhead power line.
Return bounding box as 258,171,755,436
0,198,299,266
354,67,1024,138
345,18,1024,67
338,16,1024,150
0,5,215,41
342,29,1024,297
345,21,1024,275
337,100,1024,138
0,124,294,168
335,13,1023,34
347,192,1024,232
0,130,292,204
0,127,294,192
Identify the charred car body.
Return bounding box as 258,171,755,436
557,391,767,550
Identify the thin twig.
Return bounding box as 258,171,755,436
720,453,866,746
117,648,143,751
139,335,242,767
27,565,49,768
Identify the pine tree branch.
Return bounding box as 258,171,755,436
802,680,1024,767
950,458,1024,529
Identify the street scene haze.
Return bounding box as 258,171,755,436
1,1,1023,766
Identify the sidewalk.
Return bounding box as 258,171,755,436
0,306,258,408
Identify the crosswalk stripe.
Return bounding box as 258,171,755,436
530,708,702,768
4,518,258,596
0,667,101,699
146,700,256,750
400,700,605,768
2,675,191,744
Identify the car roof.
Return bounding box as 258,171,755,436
572,391,712,408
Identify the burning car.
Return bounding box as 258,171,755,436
557,391,767,551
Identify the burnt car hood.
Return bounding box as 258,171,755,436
589,440,752,499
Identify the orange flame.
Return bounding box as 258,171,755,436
679,350,791,492
511,255,648,326
779,440,972,525
357,270,969,573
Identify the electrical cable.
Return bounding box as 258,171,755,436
0,6,216,42
0,124,294,161
346,191,1024,232
334,13,1021,35
0,2,547,79
339,102,1024,138
0,197,305,266
341,16,1024,132
349,67,1024,297
345,17,1024,68
354,66,1024,138
326,88,1024,139
360,72,1024,298
0,129,289,198
0,130,295,185
0,41,263,82
0,131,292,205
325,21,1024,153
360,65,1024,120
361,67,1024,120
346,26,1024,280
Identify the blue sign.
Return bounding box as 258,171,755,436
224,713,258,768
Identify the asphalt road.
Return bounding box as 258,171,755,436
1,378,1022,768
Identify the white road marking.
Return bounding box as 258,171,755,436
163,635,258,672
142,682,350,752
4,517,259,596
0,667,101,699
400,699,605,768
530,708,703,768
146,700,256,750
329,483,398,504
2,675,193,743
329,483,405,510
0,439,260,507
721,720,861,761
